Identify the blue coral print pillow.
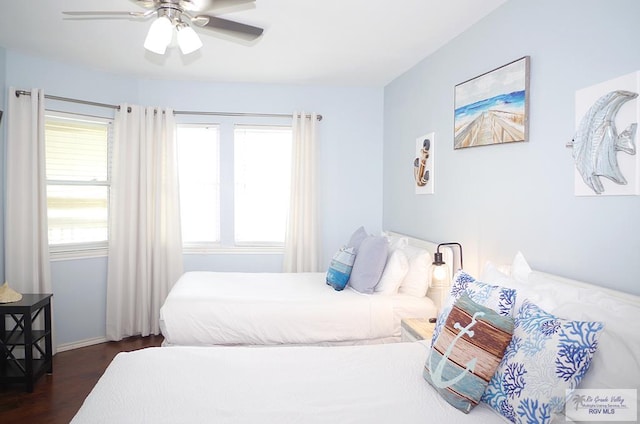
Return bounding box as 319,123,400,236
431,270,516,347
481,300,604,424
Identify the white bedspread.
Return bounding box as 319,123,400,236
71,341,506,424
160,271,435,346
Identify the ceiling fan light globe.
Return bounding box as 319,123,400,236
144,16,173,54
177,25,203,54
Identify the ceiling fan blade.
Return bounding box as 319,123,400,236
195,0,256,11
129,0,255,13
194,15,263,41
130,0,160,9
62,11,150,18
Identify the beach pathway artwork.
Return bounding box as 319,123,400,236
454,57,529,149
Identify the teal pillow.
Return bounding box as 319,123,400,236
326,247,356,291
424,293,515,413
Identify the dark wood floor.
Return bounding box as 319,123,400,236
0,335,163,423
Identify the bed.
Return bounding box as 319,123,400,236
71,341,505,424
159,231,456,346
73,260,640,423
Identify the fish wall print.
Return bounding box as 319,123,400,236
569,90,638,194
414,132,435,194
571,72,640,196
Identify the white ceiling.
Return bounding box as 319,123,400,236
0,0,508,87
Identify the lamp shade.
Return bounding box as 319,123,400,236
430,249,448,280
177,25,203,55
431,262,450,282
431,243,463,272
144,16,173,54
429,243,463,313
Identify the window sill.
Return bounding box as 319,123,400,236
183,245,284,255
50,247,108,261
48,245,284,260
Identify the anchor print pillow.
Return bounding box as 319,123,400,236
431,270,517,348
481,300,604,424
423,293,515,413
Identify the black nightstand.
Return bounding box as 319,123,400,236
0,293,53,392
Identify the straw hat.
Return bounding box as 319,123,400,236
0,281,22,303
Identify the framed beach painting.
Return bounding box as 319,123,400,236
454,56,530,149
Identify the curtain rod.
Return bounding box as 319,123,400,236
14,90,323,121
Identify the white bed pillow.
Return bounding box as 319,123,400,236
510,251,532,283
480,251,532,286
374,248,409,295
481,252,533,313
383,233,409,251
397,245,431,297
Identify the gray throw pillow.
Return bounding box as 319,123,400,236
347,226,368,253
349,235,389,294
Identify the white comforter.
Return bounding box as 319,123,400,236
71,342,506,424
160,271,435,346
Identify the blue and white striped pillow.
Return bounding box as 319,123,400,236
326,246,356,291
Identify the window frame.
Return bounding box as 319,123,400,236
176,123,222,252
44,110,113,259
232,124,293,248
176,118,293,254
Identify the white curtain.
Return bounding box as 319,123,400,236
106,105,183,341
5,88,52,295
283,112,321,272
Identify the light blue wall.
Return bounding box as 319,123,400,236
0,47,5,282
2,50,384,346
383,0,640,294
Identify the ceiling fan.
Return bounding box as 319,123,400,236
63,0,264,55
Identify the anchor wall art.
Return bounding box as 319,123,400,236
454,56,530,149
570,71,640,196
414,132,435,194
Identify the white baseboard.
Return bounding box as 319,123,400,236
57,336,108,353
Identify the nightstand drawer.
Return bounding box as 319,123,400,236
401,318,435,343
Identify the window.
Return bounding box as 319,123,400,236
45,112,112,252
176,125,221,246
234,125,292,245
45,115,293,254
176,122,292,250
